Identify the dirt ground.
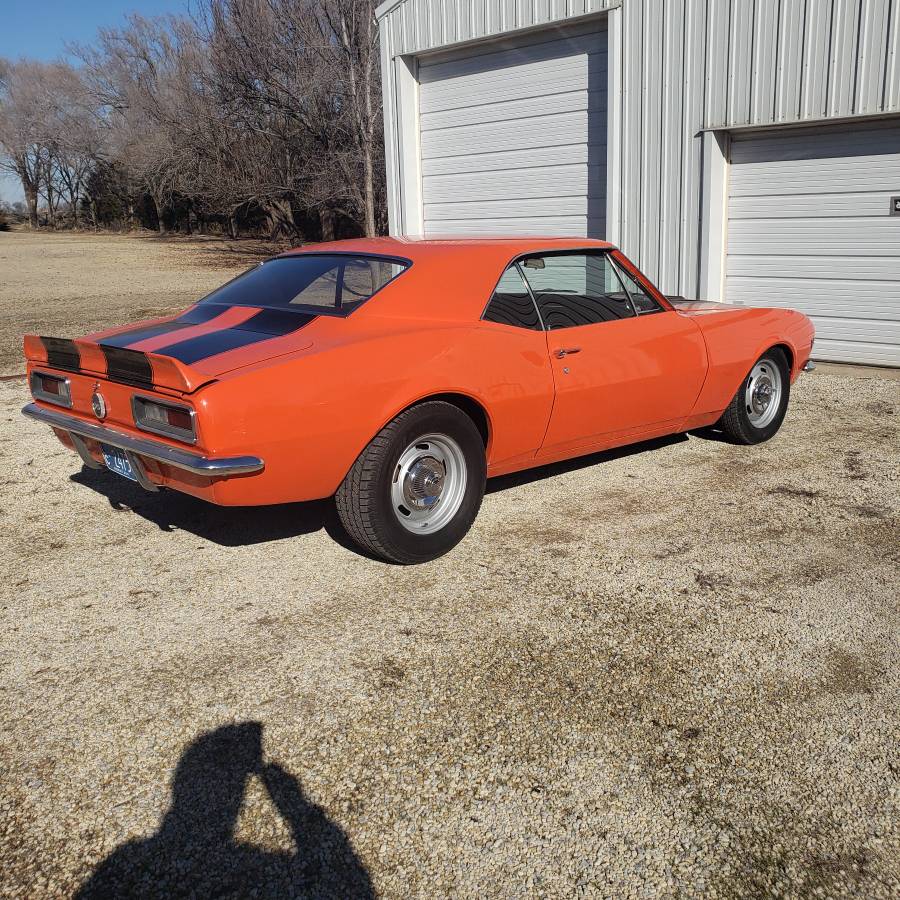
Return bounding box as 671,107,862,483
1,230,898,898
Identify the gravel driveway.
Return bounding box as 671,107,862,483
1,231,898,898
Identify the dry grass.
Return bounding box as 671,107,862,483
0,229,273,375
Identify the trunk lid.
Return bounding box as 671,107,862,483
25,303,317,394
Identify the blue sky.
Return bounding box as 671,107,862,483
1,0,191,61
2,0,191,202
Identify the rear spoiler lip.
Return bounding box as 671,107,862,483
23,334,216,395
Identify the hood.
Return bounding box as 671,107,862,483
25,303,317,393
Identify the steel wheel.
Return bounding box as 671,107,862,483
390,433,467,534
336,401,486,563
745,359,783,429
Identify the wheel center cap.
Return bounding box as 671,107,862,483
754,381,773,410
404,457,446,510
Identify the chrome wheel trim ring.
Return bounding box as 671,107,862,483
390,433,467,535
745,359,783,429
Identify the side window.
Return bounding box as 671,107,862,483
341,258,406,305
519,252,635,329
341,258,378,303
483,265,541,330
612,260,663,314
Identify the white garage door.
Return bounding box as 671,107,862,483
417,25,607,238
726,121,900,367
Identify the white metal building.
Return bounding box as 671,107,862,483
376,0,900,366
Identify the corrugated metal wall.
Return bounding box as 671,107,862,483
380,0,616,54
378,0,900,297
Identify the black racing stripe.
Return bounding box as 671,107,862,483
99,345,154,388
98,304,226,349
153,308,317,365
40,337,81,372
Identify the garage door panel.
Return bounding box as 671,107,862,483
421,88,606,132
429,216,606,237
799,316,900,344
727,277,900,310
727,281,900,320
424,195,592,220
421,112,606,159
419,25,607,240
726,255,900,281
423,164,605,204
725,121,900,366
729,191,895,218
731,125,899,163
728,159,900,196
813,338,900,366
422,143,590,177
419,32,603,85
419,56,602,113
728,218,900,256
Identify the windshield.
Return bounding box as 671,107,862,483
199,254,410,314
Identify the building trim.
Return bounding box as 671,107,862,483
701,109,900,135
698,130,728,303
605,6,623,248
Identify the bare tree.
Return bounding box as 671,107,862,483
77,16,186,233
206,0,384,237
48,65,105,227
0,59,105,229
0,59,56,227
5,0,387,238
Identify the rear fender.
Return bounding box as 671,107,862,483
200,322,554,504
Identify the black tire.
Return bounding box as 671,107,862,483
335,401,486,564
718,348,791,445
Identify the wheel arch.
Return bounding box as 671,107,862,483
400,391,492,450
769,342,794,373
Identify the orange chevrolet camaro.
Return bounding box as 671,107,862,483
23,237,815,563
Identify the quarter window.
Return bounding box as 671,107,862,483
483,265,542,330
519,252,635,329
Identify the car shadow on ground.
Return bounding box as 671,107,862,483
70,467,357,549
71,432,694,552
485,433,689,493
75,722,374,900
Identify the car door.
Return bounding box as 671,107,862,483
518,250,707,458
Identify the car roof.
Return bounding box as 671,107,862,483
281,236,616,261
278,236,619,323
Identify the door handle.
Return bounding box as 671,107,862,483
554,347,582,359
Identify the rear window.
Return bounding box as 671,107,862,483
199,254,410,314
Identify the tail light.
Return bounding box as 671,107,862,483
30,371,72,408
131,395,197,444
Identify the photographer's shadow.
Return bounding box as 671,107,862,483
76,722,373,899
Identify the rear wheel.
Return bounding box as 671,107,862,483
718,348,790,444
335,401,486,564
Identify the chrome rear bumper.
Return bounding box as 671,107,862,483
22,403,264,480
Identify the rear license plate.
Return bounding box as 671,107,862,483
101,444,137,482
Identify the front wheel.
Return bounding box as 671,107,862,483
717,348,790,444
335,401,486,564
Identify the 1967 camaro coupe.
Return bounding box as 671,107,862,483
23,237,814,563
